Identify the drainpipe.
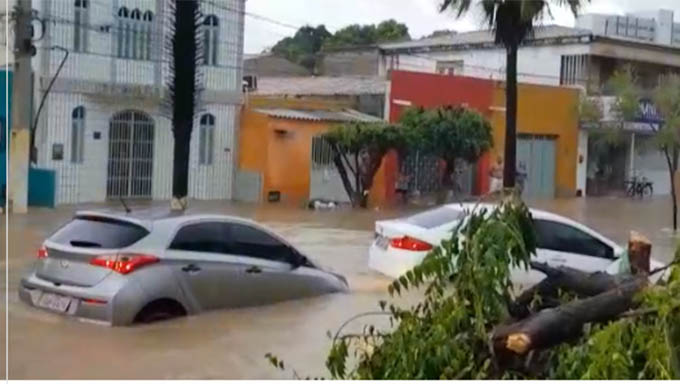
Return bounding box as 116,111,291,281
629,132,636,177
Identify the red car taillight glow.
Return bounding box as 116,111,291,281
90,254,159,275
37,246,49,259
389,236,433,251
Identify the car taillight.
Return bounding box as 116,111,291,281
37,246,48,259
90,254,159,275
389,236,433,251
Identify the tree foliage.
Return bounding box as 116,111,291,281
269,20,410,72
550,258,680,379
266,199,679,379
323,19,411,50
322,122,406,208
325,198,536,379
270,25,331,72
400,106,493,197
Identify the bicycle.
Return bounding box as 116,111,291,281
624,177,653,198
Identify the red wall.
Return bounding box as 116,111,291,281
383,71,497,201
388,70,495,123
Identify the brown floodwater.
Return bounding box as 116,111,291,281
5,197,677,379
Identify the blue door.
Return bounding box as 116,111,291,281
517,135,556,199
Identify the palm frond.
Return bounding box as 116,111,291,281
439,0,474,18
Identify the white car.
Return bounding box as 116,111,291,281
369,203,664,285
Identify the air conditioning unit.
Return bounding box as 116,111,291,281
243,75,257,92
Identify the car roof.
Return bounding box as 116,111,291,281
442,202,621,251
74,209,260,231
445,202,577,224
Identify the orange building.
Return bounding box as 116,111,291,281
385,70,581,203
238,104,386,206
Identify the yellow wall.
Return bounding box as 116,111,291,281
490,83,580,196
240,108,330,205
239,105,391,206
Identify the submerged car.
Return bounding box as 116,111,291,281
369,203,665,285
19,210,348,326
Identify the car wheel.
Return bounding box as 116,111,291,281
134,299,187,324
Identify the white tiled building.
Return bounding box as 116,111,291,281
32,0,244,204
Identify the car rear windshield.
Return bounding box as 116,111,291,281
405,206,464,229
50,216,150,249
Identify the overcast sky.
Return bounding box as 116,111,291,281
244,0,680,54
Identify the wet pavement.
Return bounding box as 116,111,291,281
5,197,677,379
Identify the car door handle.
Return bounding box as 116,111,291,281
181,264,201,273
550,257,567,264
245,266,262,274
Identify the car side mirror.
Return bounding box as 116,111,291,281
605,246,614,260
289,248,307,269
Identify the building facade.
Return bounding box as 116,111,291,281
387,70,580,201
237,101,384,206
376,16,680,197
576,9,680,47
32,0,245,205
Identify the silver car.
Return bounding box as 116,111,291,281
19,210,348,326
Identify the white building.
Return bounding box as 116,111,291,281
32,0,244,204
0,0,16,67
576,9,680,47
376,13,680,197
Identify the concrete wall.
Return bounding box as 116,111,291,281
244,55,310,77
381,44,592,86
309,168,351,203
319,49,380,76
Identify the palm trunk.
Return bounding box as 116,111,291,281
663,147,678,231
169,0,199,210
503,44,518,189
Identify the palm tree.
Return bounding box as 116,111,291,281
440,0,587,188
168,0,202,210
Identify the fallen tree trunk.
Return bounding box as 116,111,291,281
509,263,623,318
509,231,653,319
495,232,654,357
494,277,648,357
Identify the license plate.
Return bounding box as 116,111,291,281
35,292,73,313
375,235,390,250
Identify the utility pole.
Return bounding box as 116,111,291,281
9,0,33,213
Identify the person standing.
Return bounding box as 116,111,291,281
489,156,504,194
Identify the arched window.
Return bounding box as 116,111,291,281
117,7,130,58
142,11,154,60
203,15,219,66
130,9,141,59
74,0,89,52
199,114,215,165
71,106,85,164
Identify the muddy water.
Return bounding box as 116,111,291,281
6,197,677,379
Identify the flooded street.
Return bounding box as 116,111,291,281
6,197,677,379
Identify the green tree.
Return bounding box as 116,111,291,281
322,19,410,50
271,25,331,71
439,0,588,188
375,19,411,42
400,106,493,201
323,122,406,208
